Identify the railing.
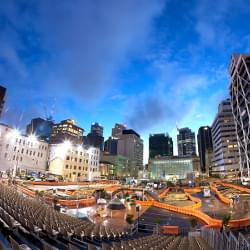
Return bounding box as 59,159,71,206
159,188,170,198
136,200,222,227
219,182,250,194
184,192,202,209
17,185,96,208
210,184,231,204
201,227,250,250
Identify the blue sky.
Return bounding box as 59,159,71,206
1,0,250,162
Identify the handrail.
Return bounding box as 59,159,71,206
219,182,250,194
136,200,222,227
17,185,96,208
184,192,202,209
210,184,231,205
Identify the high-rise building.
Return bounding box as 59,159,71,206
26,117,54,142
85,122,104,151
229,54,250,180
211,99,240,177
0,85,6,117
91,122,103,136
117,129,143,177
104,137,118,155
0,123,48,174
50,119,84,145
112,123,126,138
177,127,196,156
197,126,213,173
149,133,173,159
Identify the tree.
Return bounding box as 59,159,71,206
126,214,134,225
222,214,231,230
190,218,198,231
154,217,161,234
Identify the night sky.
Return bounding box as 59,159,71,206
1,0,250,161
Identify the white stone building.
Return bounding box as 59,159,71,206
0,123,49,175
48,142,100,181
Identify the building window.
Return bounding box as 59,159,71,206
65,165,69,169
66,156,70,160
78,166,81,170
77,173,81,177
20,157,22,162
75,158,77,162
13,155,15,160
5,144,9,149
79,159,82,163
21,148,24,154
4,153,7,158
74,166,76,170
41,153,43,158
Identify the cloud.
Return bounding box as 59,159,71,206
193,0,250,48
124,57,228,133
125,95,172,131
0,0,165,104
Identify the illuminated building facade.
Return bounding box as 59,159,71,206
48,143,100,181
0,123,48,174
149,156,199,180
211,99,240,177
50,119,84,144
229,54,250,180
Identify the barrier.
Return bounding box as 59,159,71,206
219,182,250,194
159,188,170,198
184,192,202,209
210,184,231,205
17,185,96,208
136,200,222,227
161,225,179,235
183,188,202,193
29,180,120,186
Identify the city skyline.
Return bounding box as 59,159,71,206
1,0,250,162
